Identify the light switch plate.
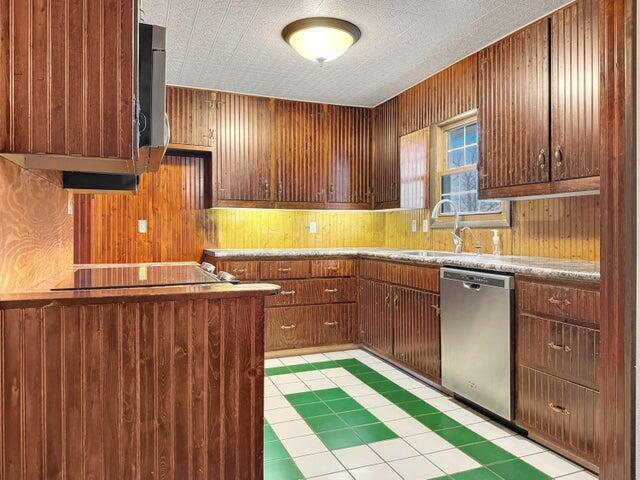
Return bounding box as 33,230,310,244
411,219,417,232
138,219,148,234
422,219,429,233
309,221,317,234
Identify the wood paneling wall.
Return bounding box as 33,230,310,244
74,152,209,264
0,158,73,292
0,295,265,479
0,0,134,158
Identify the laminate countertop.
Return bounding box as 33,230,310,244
204,248,600,283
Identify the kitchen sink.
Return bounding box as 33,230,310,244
398,250,475,257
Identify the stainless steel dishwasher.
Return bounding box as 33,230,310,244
440,267,515,420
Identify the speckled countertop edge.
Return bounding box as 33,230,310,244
203,248,600,283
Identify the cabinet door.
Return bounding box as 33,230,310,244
166,86,215,147
275,99,325,204
393,286,441,382
478,19,550,194
372,97,400,208
214,92,272,202
327,105,371,206
550,0,599,181
359,279,393,355
400,128,430,209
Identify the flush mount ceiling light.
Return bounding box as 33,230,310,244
281,17,361,64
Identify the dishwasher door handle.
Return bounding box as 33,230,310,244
462,282,482,291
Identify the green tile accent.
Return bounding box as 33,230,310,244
354,371,388,384
437,426,487,447
369,380,402,393
263,423,277,442
415,412,462,431
264,458,303,480
353,422,397,443
318,428,364,450
314,388,350,401
397,399,439,416
304,414,348,433
286,391,321,405
488,459,551,480
338,409,379,427
451,467,503,479
265,366,291,376
460,441,516,465
286,363,316,373
293,402,333,418
264,440,290,462
326,397,364,413
311,360,340,370
343,364,373,374
335,358,361,367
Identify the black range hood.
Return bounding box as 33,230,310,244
63,171,139,194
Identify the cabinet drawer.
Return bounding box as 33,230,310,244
310,259,355,277
518,313,599,390
359,259,439,293
517,278,599,328
516,366,599,466
265,304,355,351
265,278,356,307
215,261,259,281
260,260,311,279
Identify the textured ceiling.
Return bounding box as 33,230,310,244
141,0,571,107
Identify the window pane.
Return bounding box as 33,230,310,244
478,199,502,213
464,145,478,166
448,127,465,149
440,169,501,215
447,149,464,168
465,123,478,145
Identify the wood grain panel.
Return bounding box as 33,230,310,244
516,366,600,467
275,99,325,204
310,259,355,277
400,128,430,209
551,0,600,181
0,159,73,292
214,91,272,201
479,19,551,192
359,259,440,293
0,295,265,480
74,152,209,264
517,313,599,390
372,97,400,208
166,86,215,148
327,105,371,206
0,0,134,159
359,279,393,356
260,260,311,280
265,278,356,307
393,287,440,383
213,260,259,281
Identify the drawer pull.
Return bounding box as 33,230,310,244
547,403,570,415
324,321,338,327
431,304,441,316
280,290,296,296
324,288,338,293
277,267,292,272
232,268,247,273
327,265,339,271
548,296,571,307
280,324,296,330
547,341,571,353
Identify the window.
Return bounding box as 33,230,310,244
433,114,509,227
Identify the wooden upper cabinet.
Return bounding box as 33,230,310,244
166,86,215,149
400,128,430,209
550,0,600,181
275,99,326,205
478,18,551,195
0,0,136,168
372,97,400,208
327,105,371,207
214,92,272,203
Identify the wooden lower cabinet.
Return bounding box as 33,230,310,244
359,279,394,356
265,278,356,307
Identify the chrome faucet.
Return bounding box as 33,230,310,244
431,199,463,253
460,227,482,254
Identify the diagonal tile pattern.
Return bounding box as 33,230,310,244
264,349,596,480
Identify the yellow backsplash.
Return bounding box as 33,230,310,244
206,195,600,261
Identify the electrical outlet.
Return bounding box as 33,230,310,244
422,219,429,233
309,221,317,234
411,219,417,233
138,219,148,234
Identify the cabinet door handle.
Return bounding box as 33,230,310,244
384,293,390,306
547,403,570,415
393,295,399,308
280,324,296,330
324,288,338,293
548,297,571,307
324,321,338,327
277,267,292,272
548,341,571,353
327,265,339,271
554,146,563,166
280,290,296,296
538,149,547,169
431,304,441,316
232,268,247,273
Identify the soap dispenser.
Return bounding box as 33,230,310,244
491,229,502,256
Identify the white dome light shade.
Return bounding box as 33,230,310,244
282,18,361,64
